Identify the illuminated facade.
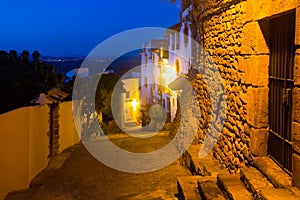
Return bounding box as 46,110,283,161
140,9,196,122
121,74,141,127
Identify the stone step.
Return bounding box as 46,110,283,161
182,144,228,176
253,157,292,188
240,166,300,200
197,176,226,200
5,188,38,200
240,166,273,198
177,176,202,200
198,158,228,177
217,174,252,200
259,188,300,200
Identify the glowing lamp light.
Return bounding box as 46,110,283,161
131,99,139,111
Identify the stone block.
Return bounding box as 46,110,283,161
260,188,300,200
246,87,269,128
245,0,270,22
246,0,297,22
241,21,269,55
292,153,300,189
292,122,300,154
240,166,273,195
237,56,246,72
294,53,300,86
296,8,300,45
253,157,292,188
271,0,297,18
198,177,226,200
250,128,269,156
177,176,202,200
217,174,252,200
293,88,300,123
244,55,269,86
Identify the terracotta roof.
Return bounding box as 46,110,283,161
31,88,69,104
167,23,181,32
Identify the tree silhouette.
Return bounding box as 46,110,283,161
0,49,59,113
21,50,30,65
32,50,41,62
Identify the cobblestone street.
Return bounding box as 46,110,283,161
6,132,191,200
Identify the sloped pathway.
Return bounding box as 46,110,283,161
5,132,191,200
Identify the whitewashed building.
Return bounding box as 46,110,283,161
140,6,196,122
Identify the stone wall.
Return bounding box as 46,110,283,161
191,0,252,173
293,41,300,189
185,0,300,184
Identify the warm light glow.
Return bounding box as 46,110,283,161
131,99,139,111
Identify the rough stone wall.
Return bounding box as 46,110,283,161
191,1,253,173
181,0,300,189
293,8,300,188
188,0,299,176
191,74,211,144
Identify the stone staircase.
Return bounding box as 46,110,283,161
177,145,300,200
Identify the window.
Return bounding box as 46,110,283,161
184,24,189,45
176,59,180,74
171,34,175,50
176,32,180,50
145,54,148,65
145,77,148,88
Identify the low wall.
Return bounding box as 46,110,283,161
0,105,50,200
58,101,81,153
0,101,82,199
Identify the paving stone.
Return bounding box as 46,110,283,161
197,176,226,200
253,157,292,188
217,174,252,200
177,176,201,200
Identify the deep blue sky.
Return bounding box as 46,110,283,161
0,0,180,57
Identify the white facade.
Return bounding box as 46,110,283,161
139,5,195,122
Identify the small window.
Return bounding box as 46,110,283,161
172,34,175,50
184,25,189,45
176,59,180,73
176,32,180,50
145,77,148,88
145,54,148,65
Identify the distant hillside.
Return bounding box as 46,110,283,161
42,57,85,74
107,49,141,77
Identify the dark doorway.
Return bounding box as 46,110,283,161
268,11,295,174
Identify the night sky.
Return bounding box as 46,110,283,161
0,0,180,57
